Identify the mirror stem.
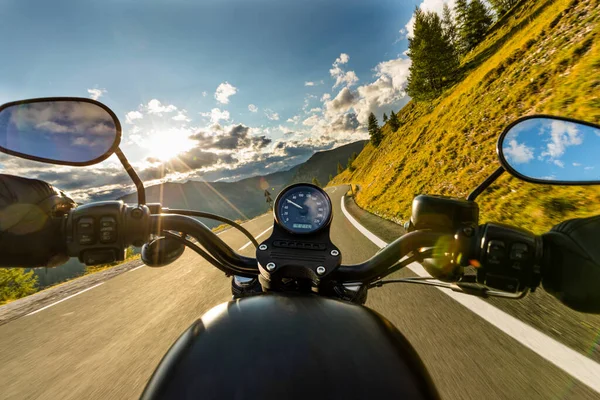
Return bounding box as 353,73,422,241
115,148,146,205
467,166,504,201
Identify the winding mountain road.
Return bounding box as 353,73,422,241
0,185,599,399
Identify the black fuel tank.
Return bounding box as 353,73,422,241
141,293,439,400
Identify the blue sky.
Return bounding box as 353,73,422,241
0,0,435,200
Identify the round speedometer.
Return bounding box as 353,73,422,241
274,184,332,234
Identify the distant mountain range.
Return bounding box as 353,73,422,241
119,140,366,227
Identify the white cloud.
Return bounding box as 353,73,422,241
321,93,331,102
147,99,177,114
305,81,316,87
287,115,301,124
125,111,143,124
278,125,294,134
585,166,594,170
309,107,322,113
503,139,534,164
87,88,107,100
353,57,412,123
330,53,359,89
541,120,583,159
405,0,456,38
215,82,238,104
553,159,565,168
202,91,208,97
201,108,230,123
303,115,320,126
265,109,280,121
573,162,582,167
172,110,191,122
248,104,258,113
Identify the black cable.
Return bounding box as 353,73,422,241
162,231,238,275
163,209,259,248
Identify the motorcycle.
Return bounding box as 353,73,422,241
1,97,600,400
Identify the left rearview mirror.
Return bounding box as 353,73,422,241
497,115,600,185
0,97,121,166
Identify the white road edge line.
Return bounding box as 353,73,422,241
127,265,145,273
341,195,600,393
238,226,273,251
26,283,105,316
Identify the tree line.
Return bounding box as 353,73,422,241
407,0,497,101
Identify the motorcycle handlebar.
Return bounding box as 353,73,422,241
153,212,445,283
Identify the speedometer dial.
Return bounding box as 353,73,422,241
275,184,332,234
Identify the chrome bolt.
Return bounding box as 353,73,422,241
266,262,276,272
258,244,268,251
330,249,339,257
316,266,326,275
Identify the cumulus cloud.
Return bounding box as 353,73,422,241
215,82,238,104
202,91,208,97
200,108,230,124
330,53,359,88
125,111,143,124
191,124,272,151
172,110,191,122
248,104,258,113
321,93,331,102
541,120,583,159
324,87,357,119
302,115,320,126
287,115,301,124
87,88,107,100
553,159,565,168
309,107,322,113
503,139,534,164
353,57,412,123
573,162,582,167
147,99,177,114
264,109,280,121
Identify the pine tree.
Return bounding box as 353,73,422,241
347,152,358,172
388,111,400,132
337,161,344,174
454,0,469,54
463,0,493,52
488,0,518,16
368,112,383,146
312,177,322,187
442,3,459,51
383,112,388,122
406,9,459,101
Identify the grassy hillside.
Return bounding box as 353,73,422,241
332,0,600,234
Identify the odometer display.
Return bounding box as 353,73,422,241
275,184,332,234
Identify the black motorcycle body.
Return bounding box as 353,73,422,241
141,293,439,400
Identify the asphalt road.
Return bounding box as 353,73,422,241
0,185,599,399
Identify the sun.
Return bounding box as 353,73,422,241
146,131,195,161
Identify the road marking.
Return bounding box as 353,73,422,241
127,265,145,273
340,195,600,393
238,226,273,251
26,283,105,316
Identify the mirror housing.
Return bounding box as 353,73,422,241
0,97,121,166
497,115,600,186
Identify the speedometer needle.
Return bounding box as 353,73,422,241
286,199,304,209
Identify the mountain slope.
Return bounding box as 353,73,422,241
332,0,600,234
120,141,366,226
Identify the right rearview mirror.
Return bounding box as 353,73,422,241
497,115,600,185
0,97,121,166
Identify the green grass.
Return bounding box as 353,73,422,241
332,0,600,234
